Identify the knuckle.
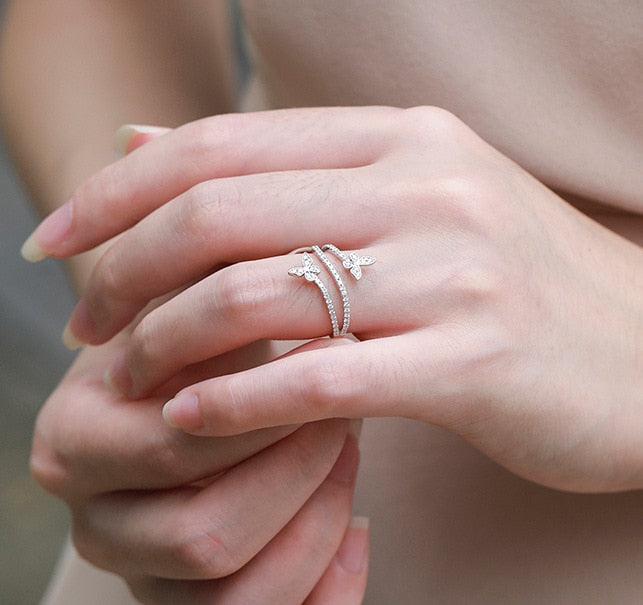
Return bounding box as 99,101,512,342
449,256,506,308
434,174,489,218
70,503,129,574
436,173,519,240
400,105,464,139
185,121,219,160
182,114,240,162
168,518,238,578
214,263,276,331
432,173,481,203
30,430,67,497
405,172,496,233
303,358,365,415
178,183,221,243
178,180,242,252
29,405,75,498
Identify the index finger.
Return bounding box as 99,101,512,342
21,107,395,261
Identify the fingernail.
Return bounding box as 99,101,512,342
114,124,168,156
337,517,370,574
21,201,73,262
163,393,203,431
61,322,83,350
20,235,47,263
329,433,360,485
62,299,94,349
104,350,133,397
103,367,119,394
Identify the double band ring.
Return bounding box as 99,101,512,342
288,244,376,337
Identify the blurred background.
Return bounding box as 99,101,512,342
0,2,77,603
0,2,250,601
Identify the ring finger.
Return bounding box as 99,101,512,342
105,241,412,399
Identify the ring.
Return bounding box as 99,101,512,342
312,245,350,335
288,244,376,337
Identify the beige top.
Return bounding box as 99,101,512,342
241,0,642,217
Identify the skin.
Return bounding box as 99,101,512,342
29,106,643,492
1,1,368,603
3,1,643,603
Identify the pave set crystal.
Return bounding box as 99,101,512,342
321,244,376,281
288,244,375,337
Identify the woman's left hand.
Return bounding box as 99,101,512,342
25,106,643,492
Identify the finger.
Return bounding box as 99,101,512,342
22,107,397,261
304,518,370,605
72,420,355,580
129,439,362,604
103,246,400,398
65,164,392,346
213,487,364,605
31,339,297,499
162,330,469,436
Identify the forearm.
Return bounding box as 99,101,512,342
0,0,235,289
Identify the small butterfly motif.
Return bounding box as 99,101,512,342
288,252,321,281
342,252,376,280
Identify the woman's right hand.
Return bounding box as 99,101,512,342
31,334,367,603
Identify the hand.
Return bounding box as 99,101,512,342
31,334,367,603
26,107,643,492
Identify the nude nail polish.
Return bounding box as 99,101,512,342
337,517,370,574
114,124,168,157
62,299,95,350
61,322,83,350
21,201,73,262
162,394,203,430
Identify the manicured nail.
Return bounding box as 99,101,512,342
114,124,168,157
20,235,47,263
102,367,119,395
337,517,370,574
61,322,83,350
62,299,94,350
21,201,73,262
329,433,360,485
163,394,203,431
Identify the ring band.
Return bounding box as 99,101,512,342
288,252,340,336
288,244,376,338
312,245,350,335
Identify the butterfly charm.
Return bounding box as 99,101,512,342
342,252,376,280
288,252,321,281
